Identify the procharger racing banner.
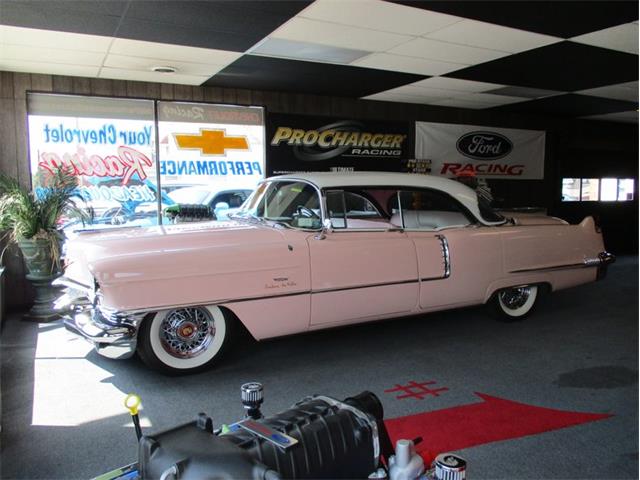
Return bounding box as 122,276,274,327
267,113,410,175
415,121,546,179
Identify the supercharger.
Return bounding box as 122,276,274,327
98,383,466,480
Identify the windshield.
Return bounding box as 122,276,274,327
236,181,322,229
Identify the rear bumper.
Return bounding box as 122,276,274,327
595,251,616,280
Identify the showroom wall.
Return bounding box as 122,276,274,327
1,70,637,309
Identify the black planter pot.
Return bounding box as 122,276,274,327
18,238,62,322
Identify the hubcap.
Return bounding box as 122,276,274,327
499,287,532,310
160,307,215,358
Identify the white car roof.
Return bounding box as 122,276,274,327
268,171,500,225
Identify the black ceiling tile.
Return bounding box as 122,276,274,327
123,1,309,46
115,18,260,51
490,93,639,117
447,41,638,92
0,0,129,17
204,55,429,97
0,0,122,36
390,1,638,38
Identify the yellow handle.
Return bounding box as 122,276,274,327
124,393,141,416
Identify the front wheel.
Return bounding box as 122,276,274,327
137,305,232,375
491,285,539,321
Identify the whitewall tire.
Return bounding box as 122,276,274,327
492,285,539,321
138,305,232,375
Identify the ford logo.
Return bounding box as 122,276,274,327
456,131,513,160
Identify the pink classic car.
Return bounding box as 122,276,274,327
58,172,614,374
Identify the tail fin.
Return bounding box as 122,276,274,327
580,216,600,233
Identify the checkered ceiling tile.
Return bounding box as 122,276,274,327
0,0,637,122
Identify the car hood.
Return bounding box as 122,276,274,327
63,220,286,287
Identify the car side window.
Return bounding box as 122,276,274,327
325,190,390,230
391,189,473,230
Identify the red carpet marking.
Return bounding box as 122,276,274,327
384,380,449,400
384,392,612,464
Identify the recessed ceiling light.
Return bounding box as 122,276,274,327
151,66,177,73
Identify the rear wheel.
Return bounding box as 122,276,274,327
491,285,539,321
138,305,233,375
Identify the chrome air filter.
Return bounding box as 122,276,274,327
433,453,467,480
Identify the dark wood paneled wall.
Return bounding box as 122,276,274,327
1,70,637,310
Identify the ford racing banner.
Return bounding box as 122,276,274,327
267,113,410,175
415,121,546,180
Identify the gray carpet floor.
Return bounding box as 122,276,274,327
1,256,637,479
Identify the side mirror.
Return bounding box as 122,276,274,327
315,218,333,240
215,202,230,211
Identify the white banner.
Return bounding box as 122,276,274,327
415,122,546,180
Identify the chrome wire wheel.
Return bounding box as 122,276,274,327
499,287,532,310
160,307,215,359
496,284,539,320
140,305,230,374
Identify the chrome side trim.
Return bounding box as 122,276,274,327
436,234,451,278
313,278,418,294
509,251,616,274
122,278,432,315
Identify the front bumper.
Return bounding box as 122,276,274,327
54,280,141,360
63,308,138,360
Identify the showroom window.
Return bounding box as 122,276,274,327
27,93,265,230
561,177,635,202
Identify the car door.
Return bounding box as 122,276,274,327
396,189,501,309
307,190,419,326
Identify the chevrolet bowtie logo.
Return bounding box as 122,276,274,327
174,129,249,155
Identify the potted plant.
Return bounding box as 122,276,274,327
0,168,89,321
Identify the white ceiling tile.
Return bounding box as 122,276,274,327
0,59,99,77
410,77,504,92
577,81,639,102
351,52,466,75
582,111,638,123
381,84,460,99
429,97,495,109
457,92,528,105
362,91,438,104
426,19,561,53
300,0,463,36
109,38,241,66
250,38,369,64
270,17,413,51
103,54,219,76
0,44,105,66
571,23,638,54
0,25,110,52
388,38,510,65
99,67,209,85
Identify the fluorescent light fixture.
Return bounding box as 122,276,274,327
250,37,370,64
